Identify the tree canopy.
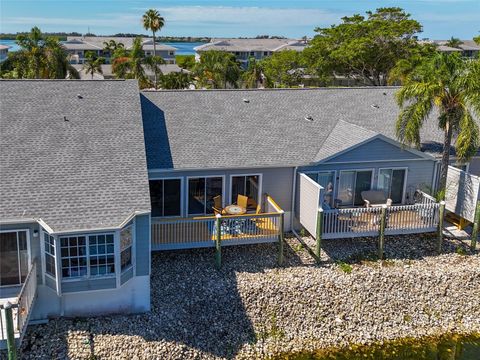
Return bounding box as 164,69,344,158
0,26,79,79
395,52,480,195
194,50,241,89
259,50,305,88
304,7,425,86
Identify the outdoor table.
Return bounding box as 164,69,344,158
224,205,247,215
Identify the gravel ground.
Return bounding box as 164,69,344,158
14,234,480,359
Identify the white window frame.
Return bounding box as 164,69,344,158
87,233,116,278
337,168,375,207
120,224,134,273
186,175,226,216
377,167,409,204
149,177,184,218
0,229,31,288
59,232,116,282
229,173,263,207
43,232,56,279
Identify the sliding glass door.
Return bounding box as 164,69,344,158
338,170,373,206
188,177,223,215
378,169,406,204
0,230,29,286
307,171,335,207
231,175,260,210
149,179,182,217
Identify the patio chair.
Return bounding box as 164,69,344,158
361,190,392,208
237,194,248,209
212,195,226,215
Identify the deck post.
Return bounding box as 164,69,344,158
437,201,446,254
4,301,17,360
215,214,222,269
470,200,480,251
378,205,387,260
277,211,285,265
315,208,323,263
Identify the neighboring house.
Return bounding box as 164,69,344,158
194,38,307,67
1,82,478,349
0,80,151,349
0,45,9,62
72,64,189,80
420,39,480,59
63,36,177,64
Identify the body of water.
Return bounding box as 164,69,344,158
0,39,203,55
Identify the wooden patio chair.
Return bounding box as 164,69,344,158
237,194,248,209
212,195,226,215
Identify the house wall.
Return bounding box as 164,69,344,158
300,159,436,205
149,167,295,230
0,214,152,320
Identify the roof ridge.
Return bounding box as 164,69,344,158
142,86,401,93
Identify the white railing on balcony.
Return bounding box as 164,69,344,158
15,259,38,341
0,259,37,346
152,195,283,250
414,189,437,205
322,203,440,239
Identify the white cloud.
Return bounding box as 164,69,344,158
2,6,342,33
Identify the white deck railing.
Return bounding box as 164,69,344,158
0,258,37,346
15,259,38,340
322,203,440,239
414,190,437,205
152,195,283,250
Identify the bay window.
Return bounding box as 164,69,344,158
44,232,56,277
60,235,87,278
120,226,133,271
88,234,115,276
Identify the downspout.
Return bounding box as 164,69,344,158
290,166,298,231
431,159,439,195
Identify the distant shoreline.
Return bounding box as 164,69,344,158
0,33,211,42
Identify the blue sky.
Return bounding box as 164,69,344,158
1,0,479,39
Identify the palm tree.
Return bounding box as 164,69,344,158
2,26,79,79
112,37,164,88
160,71,192,89
395,52,480,197
83,51,105,79
445,37,463,49
103,39,124,60
142,9,165,89
242,57,264,88
194,50,241,89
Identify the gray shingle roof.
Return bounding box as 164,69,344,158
64,36,178,51
141,87,476,170
0,80,151,232
194,38,307,52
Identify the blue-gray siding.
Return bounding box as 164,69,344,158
325,138,424,163
61,277,116,293
149,167,295,214
120,267,134,285
45,275,56,291
135,214,150,276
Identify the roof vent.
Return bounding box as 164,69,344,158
64,116,69,122
243,98,250,103
383,92,387,96
77,94,83,99
304,115,314,122
371,104,380,109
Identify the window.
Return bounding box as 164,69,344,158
59,233,117,280
378,169,406,204
120,226,133,271
150,179,182,217
44,233,56,277
188,177,223,215
0,230,28,286
338,170,373,206
60,236,87,278
263,51,268,56
231,175,260,210
307,171,336,207
250,51,255,56
169,51,174,56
